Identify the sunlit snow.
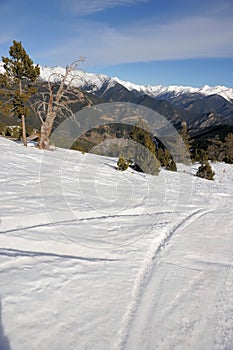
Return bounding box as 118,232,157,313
0,137,232,350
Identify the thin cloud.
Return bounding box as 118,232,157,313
64,0,149,15
38,14,233,66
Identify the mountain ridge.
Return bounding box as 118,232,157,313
1,61,232,102
39,65,233,102
1,62,232,141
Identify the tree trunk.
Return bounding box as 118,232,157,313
21,115,27,147
39,111,56,149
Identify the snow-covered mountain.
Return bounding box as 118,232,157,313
1,61,232,101
38,65,233,102
39,66,233,134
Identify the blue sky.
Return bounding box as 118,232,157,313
0,0,232,87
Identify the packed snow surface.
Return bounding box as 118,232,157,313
0,137,233,350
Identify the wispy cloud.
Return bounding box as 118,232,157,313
38,13,233,66
63,0,149,15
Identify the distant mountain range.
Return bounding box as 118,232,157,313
1,63,233,140
39,65,233,137
37,65,233,102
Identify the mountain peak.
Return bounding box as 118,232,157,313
1,62,232,102
39,65,233,102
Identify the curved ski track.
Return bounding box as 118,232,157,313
114,208,211,350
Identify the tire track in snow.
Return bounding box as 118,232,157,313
114,208,212,350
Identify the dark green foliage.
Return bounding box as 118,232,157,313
2,125,22,138
192,148,202,163
206,133,233,164
195,149,208,163
223,133,233,164
0,40,40,118
130,119,156,154
12,89,30,117
166,158,177,172
117,155,131,171
157,147,169,167
196,159,215,180
129,119,160,175
157,147,177,171
2,40,40,84
0,74,9,88
71,138,95,153
0,121,7,135
207,135,225,162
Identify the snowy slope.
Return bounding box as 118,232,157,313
0,137,233,350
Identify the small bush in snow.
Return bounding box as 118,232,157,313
196,160,215,180
116,155,131,171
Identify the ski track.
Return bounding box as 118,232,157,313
149,271,211,350
114,208,210,350
0,247,118,262
0,211,175,235
1,138,233,350
116,206,233,350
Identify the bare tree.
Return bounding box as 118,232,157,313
34,58,88,149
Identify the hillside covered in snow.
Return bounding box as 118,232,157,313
0,137,232,350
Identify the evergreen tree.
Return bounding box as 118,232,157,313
116,155,131,171
199,149,208,165
207,135,225,162
196,159,215,180
157,147,169,167
166,158,177,172
157,147,177,171
223,133,233,164
0,40,40,145
130,119,160,175
2,40,40,88
176,121,193,163
181,121,193,152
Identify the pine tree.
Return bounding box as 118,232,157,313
157,147,169,167
181,121,193,151
176,121,193,163
1,40,40,145
196,159,215,180
207,135,225,162
157,147,177,171
166,158,177,172
116,155,131,171
223,133,233,164
199,149,208,164
2,41,40,89
130,119,160,175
